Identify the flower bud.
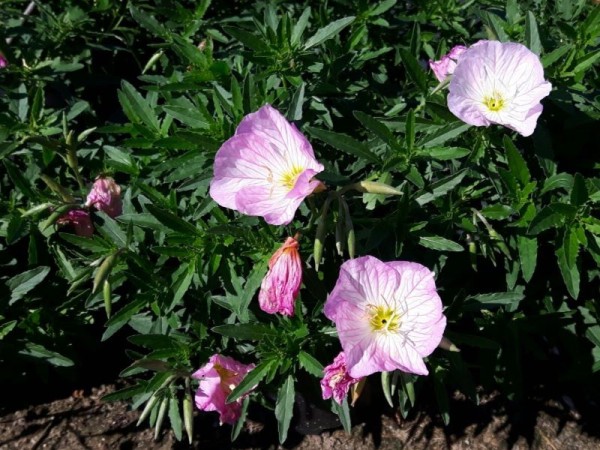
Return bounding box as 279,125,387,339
258,237,302,316
352,180,402,196
56,209,94,237
86,176,122,218
0,53,8,69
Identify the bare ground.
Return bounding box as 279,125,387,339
0,384,599,450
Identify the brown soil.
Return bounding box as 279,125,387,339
0,384,598,450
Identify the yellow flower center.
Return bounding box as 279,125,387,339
483,92,506,112
368,305,402,333
281,165,304,190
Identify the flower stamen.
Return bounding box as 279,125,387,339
483,91,506,112
368,304,402,333
281,165,304,190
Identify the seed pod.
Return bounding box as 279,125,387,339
438,336,460,352
335,203,345,257
339,197,355,259
93,252,119,294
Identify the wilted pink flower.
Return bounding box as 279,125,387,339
192,354,255,425
429,45,467,82
324,256,446,378
258,236,302,316
448,40,552,137
0,53,8,69
210,104,324,225
85,176,122,218
57,209,94,237
320,352,362,405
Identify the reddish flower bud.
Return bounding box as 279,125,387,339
85,176,122,218
57,209,94,237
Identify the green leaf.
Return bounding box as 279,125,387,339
481,204,514,220
145,204,202,236
525,11,541,55
129,5,168,37
303,16,355,50
405,109,415,152
399,48,427,92
172,261,195,307
102,297,148,341
572,49,600,75
163,105,210,129
370,0,397,16
418,122,471,148
541,173,573,194
482,11,509,41
59,233,112,252
223,27,270,52
287,82,306,121
504,135,530,186
95,211,128,248
432,368,450,425
291,7,311,46
306,126,379,164
417,234,464,252
353,111,400,151
542,44,573,68
4,160,37,199
570,173,588,207
415,169,467,206
101,384,146,402
298,351,323,377
556,228,580,299
227,360,274,403
0,320,18,340
275,375,295,444
7,266,50,304
212,323,276,340
19,342,74,367
331,398,351,432
465,292,524,308
168,397,183,441
118,80,160,133
419,146,470,160
527,203,577,235
517,235,538,282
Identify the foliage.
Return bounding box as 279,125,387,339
1,0,599,443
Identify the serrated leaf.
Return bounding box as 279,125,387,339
306,126,379,164
517,235,538,282
525,11,541,55
7,266,50,304
417,234,464,252
304,16,355,50
415,169,467,206
118,81,160,133
556,228,580,299
212,323,276,340
145,204,202,236
298,351,323,376
504,136,530,186
399,48,427,92
275,375,295,444
541,173,573,194
570,173,588,207
528,203,576,235
227,360,273,403
418,122,471,148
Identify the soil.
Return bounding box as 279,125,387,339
1,384,599,450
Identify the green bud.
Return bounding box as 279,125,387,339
93,252,119,294
352,180,402,196
183,380,194,444
154,397,168,440
21,202,53,218
340,197,355,259
438,336,460,352
314,196,332,271
103,279,112,318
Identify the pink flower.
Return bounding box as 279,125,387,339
210,105,324,226
429,45,467,82
320,352,362,404
192,354,255,425
448,40,552,137
0,53,8,69
324,256,446,378
57,209,94,237
85,176,122,218
258,236,302,316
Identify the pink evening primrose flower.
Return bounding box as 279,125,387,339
448,40,552,137
192,354,255,425
85,176,122,218
320,352,363,405
57,209,94,237
258,236,302,316
429,45,467,82
324,256,446,378
209,104,324,226
0,53,8,69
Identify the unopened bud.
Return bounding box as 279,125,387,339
352,180,402,196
